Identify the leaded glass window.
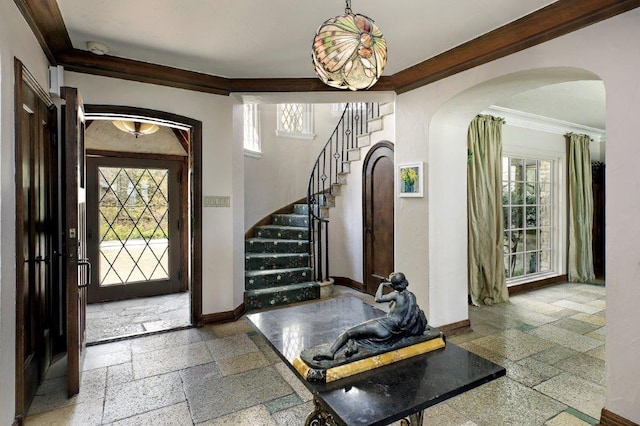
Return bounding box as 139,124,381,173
276,103,314,139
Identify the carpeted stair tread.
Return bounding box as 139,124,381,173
246,281,319,295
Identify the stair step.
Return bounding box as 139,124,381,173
245,281,320,310
347,148,360,161
337,173,348,185
293,203,309,215
367,117,383,132
357,134,371,147
245,253,309,270
245,267,313,290
331,183,341,196
380,101,395,116
245,238,309,253
272,213,309,227
255,225,308,240
341,162,351,174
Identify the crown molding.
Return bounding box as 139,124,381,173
485,105,606,143
14,0,640,95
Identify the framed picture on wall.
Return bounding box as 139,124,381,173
398,162,423,197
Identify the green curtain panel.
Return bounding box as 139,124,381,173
567,133,595,283
467,115,509,305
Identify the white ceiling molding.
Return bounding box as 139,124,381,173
485,105,606,143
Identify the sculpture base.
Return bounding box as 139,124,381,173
294,334,446,383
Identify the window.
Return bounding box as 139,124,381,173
244,103,261,157
503,157,553,282
276,103,314,139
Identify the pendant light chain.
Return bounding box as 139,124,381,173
345,0,352,14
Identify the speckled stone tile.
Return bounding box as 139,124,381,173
25,399,104,426
265,394,303,414
532,345,581,365
198,404,276,425
527,324,603,352
273,362,313,402
111,401,193,425
469,307,527,330
216,351,270,376
585,345,605,361
132,341,213,379
83,347,132,371
556,353,605,385
183,364,293,423
130,328,206,354
506,356,563,388
27,367,107,416
107,362,134,387
447,377,566,425
103,372,186,423
458,341,507,365
534,373,604,419
545,411,592,426
565,292,604,304
570,313,606,327
469,329,556,361
447,330,483,345
211,317,255,337
585,331,606,342
206,333,260,361
468,321,503,337
551,300,603,314
551,318,602,335
420,402,476,426
250,333,283,364
586,299,606,309
508,297,573,317
271,400,314,426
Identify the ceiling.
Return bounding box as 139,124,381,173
56,0,557,78
25,0,627,129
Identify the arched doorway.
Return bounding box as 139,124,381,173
83,105,203,341
362,141,395,295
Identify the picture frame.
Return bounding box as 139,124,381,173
398,162,423,197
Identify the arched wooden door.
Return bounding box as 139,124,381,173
363,141,395,295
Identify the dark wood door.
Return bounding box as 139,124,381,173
61,87,87,396
363,142,395,295
15,61,58,418
86,156,183,302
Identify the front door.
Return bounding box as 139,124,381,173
363,142,395,295
61,87,88,396
85,156,183,302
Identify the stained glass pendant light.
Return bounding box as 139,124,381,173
112,120,160,138
312,0,387,90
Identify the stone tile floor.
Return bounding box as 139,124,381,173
86,292,190,343
26,282,605,425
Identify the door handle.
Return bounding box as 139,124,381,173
78,258,92,288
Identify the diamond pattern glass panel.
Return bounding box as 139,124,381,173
280,103,305,133
98,166,170,286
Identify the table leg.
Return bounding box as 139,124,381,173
304,397,337,426
401,410,424,426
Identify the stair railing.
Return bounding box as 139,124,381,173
306,102,381,282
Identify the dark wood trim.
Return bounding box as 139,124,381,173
172,128,190,155
508,274,569,296
202,303,246,325
15,0,639,95
86,148,186,162
600,408,640,426
230,76,395,93
14,56,26,425
57,49,232,96
438,319,472,337
13,417,22,426
83,105,203,327
12,0,71,64
331,276,365,292
392,0,640,94
244,197,306,239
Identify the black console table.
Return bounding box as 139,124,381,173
247,296,505,425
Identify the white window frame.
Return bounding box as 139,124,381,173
276,103,315,140
502,150,563,286
243,103,262,158
502,148,565,286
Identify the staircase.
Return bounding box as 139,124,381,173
244,203,320,310
244,102,394,311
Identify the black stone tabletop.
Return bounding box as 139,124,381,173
247,296,506,426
